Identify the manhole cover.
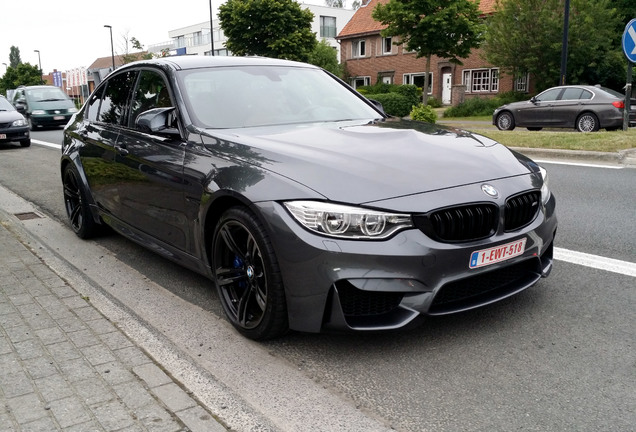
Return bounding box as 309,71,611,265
14,212,42,221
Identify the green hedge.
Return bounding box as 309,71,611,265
444,91,530,117
410,104,438,123
365,93,413,117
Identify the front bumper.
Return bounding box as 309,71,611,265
0,125,30,143
30,113,73,128
255,192,557,334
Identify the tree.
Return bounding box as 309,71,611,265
120,34,153,64
308,39,342,76
373,0,485,104
219,0,317,62
0,63,43,95
483,0,624,92
9,46,21,68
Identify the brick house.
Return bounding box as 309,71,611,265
337,0,533,105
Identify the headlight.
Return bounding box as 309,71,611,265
31,110,46,115
12,118,27,127
284,201,413,240
539,166,551,205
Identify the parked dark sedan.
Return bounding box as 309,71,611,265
493,85,636,132
0,95,30,147
61,56,557,340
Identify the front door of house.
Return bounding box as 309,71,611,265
442,73,452,105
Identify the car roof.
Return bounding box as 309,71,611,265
118,55,318,72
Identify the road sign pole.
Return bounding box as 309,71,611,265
624,63,632,131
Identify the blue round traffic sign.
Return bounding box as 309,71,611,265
623,18,636,63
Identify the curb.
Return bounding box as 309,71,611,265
509,147,636,167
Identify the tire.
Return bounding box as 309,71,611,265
62,165,99,239
576,112,599,132
27,116,36,131
212,207,288,340
19,139,31,147
526,127,543,131
496,112,515,130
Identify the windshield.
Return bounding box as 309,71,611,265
178,66,381,129
0,97,15,111
26,87,70,102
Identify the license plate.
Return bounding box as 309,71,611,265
0,134,5,139
469,238,527,269
53,116,65,120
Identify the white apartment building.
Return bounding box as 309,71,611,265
148,3,355,61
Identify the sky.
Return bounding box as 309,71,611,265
1,0,326,74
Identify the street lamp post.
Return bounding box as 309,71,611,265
209,0,215,56
104,25,115,69
34,50,42,83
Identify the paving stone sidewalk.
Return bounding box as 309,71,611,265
0,222,226,432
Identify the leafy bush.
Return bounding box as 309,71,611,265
443,91,530,117
426,97,442,108
366,93,413,117
410,104,437,123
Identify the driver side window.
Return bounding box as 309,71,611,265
129,70,173,129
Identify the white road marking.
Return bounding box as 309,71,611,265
31,141,635,278
533,159,623,169
555,247,636,278
32,139,61,150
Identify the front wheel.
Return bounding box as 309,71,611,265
212,207,288,340
63,165,98,239
19,139,31,147
576,112,599,132
496,112,515,130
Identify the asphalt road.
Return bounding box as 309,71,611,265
0,129,634,431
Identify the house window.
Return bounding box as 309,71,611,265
320,16,337,38
403,72,433,94
382,37,393,55
515,73,530,92
175,35,185,48
352,40,366,58
463,68,499,93
351,76,370,89
193,31,203,45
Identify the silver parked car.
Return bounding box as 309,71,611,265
61,56,557,340
493,85,636,132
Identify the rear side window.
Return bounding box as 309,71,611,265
561,88,584,100
97,71,137,125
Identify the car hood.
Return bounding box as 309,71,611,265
0,110,24,122
200,119,537,204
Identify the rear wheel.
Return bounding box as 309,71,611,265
496,112,515,130
576,112,599,132
212,207,288,340
63,165,98,239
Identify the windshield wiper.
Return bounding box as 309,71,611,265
37,98,65,102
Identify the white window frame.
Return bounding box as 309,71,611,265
462,68,499,93
351,76,371,89
515,73,530,92
403,72,433,94
352,40,366,58
320,16,337,38
382,37,393,55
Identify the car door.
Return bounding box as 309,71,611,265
76,71,137,214
111,68,189,252
550,87,589,127
515,88,563,127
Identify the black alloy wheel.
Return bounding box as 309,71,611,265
576,112,599,132
496,112,515,131
63,165,98,239
212,207,288,340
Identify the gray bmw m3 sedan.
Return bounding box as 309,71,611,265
61,56,557,340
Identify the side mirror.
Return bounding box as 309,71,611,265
530,96,538,104
135,107,180,137
368,98,386,115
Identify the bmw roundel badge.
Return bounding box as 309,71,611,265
481,184,499,198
